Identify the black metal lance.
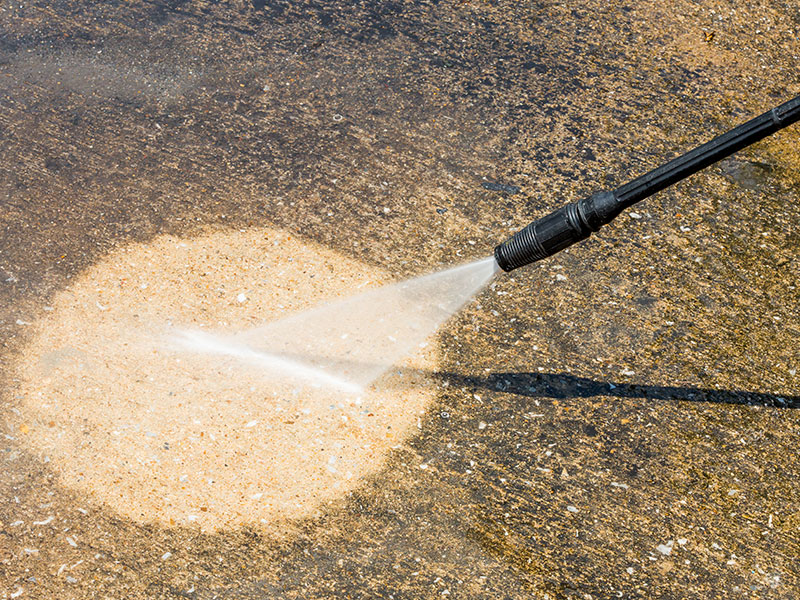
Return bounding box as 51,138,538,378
494,94,800,272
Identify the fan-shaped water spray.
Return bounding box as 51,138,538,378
177,257,497,391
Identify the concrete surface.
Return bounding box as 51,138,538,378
1,0,799,598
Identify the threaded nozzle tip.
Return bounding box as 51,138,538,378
493,244,514,272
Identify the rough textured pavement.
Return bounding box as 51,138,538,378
1,1,799,598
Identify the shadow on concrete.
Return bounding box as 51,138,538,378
226,349,800,409
442,371,800,409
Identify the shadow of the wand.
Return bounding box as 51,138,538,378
445,371,799,409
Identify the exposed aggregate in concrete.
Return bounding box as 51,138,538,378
1,1,799,598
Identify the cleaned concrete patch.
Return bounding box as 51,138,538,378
9,228,436,531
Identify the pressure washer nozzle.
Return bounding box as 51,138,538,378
494,191,620,271
494,93,800,273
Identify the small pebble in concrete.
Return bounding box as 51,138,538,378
657,542,674,556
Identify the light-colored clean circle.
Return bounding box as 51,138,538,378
10,228,436,532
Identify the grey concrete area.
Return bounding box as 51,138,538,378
1,1,799,598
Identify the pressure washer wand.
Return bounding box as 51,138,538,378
494,94,800,272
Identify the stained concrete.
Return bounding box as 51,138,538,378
1,1,799,598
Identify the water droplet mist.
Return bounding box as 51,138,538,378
176,256,497,392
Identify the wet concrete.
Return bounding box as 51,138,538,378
1,0,799,598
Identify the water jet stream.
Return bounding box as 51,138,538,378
176,257,497,389
173,329,364,394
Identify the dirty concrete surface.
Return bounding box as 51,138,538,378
1,0,799,598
